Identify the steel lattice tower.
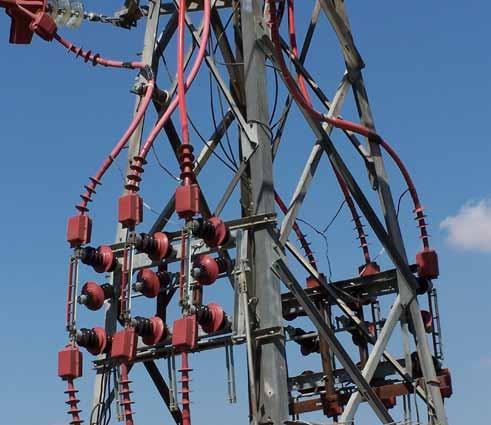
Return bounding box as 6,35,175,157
1,0,452,424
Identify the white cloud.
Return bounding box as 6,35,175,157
440,199,491,252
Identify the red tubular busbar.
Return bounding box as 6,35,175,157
127,0,211,190
273,0,430,249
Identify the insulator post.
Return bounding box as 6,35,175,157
119,363,135,425
65,379,83,425
179,351,192,425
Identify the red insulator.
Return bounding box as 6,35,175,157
134,269,161,298
119,363,135,425
77,327,109,355
67,214,92,247
64,379,83,425
358,261,380,277
192,255,229,285
409,310,433,334
180,352,192,425
133,316,167,345
135,232,172,262
439,368,453,398
191,216,229,247
80,245,116,273
197,303,227,334
416,248,439,279
324,393,343,417
79,282,113,311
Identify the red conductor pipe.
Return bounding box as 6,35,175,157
274,0,430,249
126,0,211,190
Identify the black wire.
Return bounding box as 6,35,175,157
150,144,181,182
322,200,346,233
269,67,280,126
212,1,240,55
297,217,333,282
160,50,237,173
396,188,410,218
216,76,238,167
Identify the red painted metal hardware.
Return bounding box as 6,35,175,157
111,328,137,362
67,214,92,247
172,315,197,351
118,193,143,228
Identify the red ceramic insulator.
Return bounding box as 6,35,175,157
192,255,229,285
199,303,226,334
135,269,161,298
136,232,172,262
141,316,166,346
359,261,380,277
64,379,83,425
179,352,192,425
80,282,106,311
77,327,108,356
194,216,229,247
80,245,116,274
119,363,135,425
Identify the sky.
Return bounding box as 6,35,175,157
0,1,490,424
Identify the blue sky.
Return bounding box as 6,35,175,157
0,1,490,424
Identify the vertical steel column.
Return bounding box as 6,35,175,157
239,1,289,424
89,3,161,421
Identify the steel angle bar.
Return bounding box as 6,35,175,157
271,259,394,424
278,77,350,245
285,240,434,409
143,360,183,424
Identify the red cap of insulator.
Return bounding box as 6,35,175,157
136,269,161,298
305,273,326,288
439,368,453,398
204,216,229,247
324,393,343,417
148,232,171,262
81,282,105,311
58,345,83,380
111,328,137,362
171,315,197,351
359,261,380,277
193,254,219,285
200,303,226,334
416,248,439,280
67,215,92,247
29,12,56,41
142,316,166,346
420,310,433,333
86,327,108,356
94,245,115,273
118,193,143,228
175,184,200,219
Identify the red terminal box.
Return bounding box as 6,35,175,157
111,328,137,362
58,345,83,379
118,193,143,228
416,248,439,280
67,215,92,247
172,315,198,351
175,184,200,219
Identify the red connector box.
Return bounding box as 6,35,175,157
67,215,92,247
58,346,83,379
172,315,197,351
416,249,439,280
111,328,137,362
118,193,143,228
175,184,200,219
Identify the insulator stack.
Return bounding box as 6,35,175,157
292,328,320,356
196,303,228,334
76,327,109,355
132,315,167,345
190,216,230,247
79,245,116,273
78,282,113,310
65,379,83,425
134,231,173,261
134,268,171,298
192,255,230,285
179,351,192,425
119,363,135,425
125,156,147,192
